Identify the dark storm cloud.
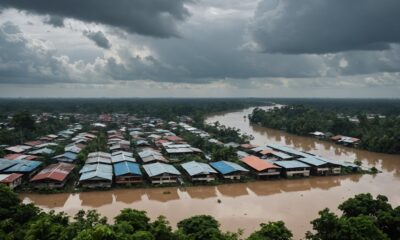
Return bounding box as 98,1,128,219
0,0,190,37
0,22,70,84
83,31,111,49
250,0,400,54
43,15,64,28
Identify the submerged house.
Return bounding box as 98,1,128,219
297,156,341,175
181,161,217,182
0,173,23,189
274,160,311,177
143,162,181,184
79,163,113,188
30,163,75,189
209,160,249,180
113,161,142,184
241,156,281,178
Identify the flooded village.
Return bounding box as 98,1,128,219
1,105,398,238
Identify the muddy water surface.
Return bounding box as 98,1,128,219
21,107,400,239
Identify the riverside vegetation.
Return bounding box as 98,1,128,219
1,186,399,240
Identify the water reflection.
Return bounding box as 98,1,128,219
24,193,69,208
114,189,145,204
146,187,180,202
217,183,248,198
80,191,113,208
184,186,217,199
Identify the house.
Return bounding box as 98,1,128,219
29,147,55,156
162,143,203,160
297,156,340,175
79,163,113,188
181,161,217,182
86,152,112,165
241,156,281,178
5,145,32,154
309,131,326,138
0,173,23,189
138,149,168,163
113,161,142,184
111,153,136,163
30,163,75,189
143,162,181,184
52,152,78,163
1,159,43,178
4,154,38,161
273,161,311,177
209,161,249,180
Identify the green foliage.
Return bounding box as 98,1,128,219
307,194,399,240
1,185,399,240
248,221,292,240
250,106,400,154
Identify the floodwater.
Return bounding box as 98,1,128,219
20,107,400,239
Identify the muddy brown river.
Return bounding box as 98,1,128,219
20,107,400,239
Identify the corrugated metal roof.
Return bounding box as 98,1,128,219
242,156,280,171
0,173,23,183
87,152,111,159
274,160,310,169
209,161,249,175
270,151,293,160
31,163,75,182
2,159,42,173
267,144,310,158
113,162,142,176
111,154,136,163
79,163,113,181
298,156,327,167
0,159,18,171
181,161,217,176
143,162,180,177
86,156,112,164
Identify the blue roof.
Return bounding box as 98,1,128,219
79,163,113,181
53,152,78,162
274,160,310,169
298,156,327,166
113,162,142,176
181,161,217,176
143,162,180,177
209,161,249,175
271,151,293,160
3,159,42,173
267,144,310,158
0,159,17,171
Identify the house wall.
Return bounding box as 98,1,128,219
0,178,22,190
115,175,142,184
32,179,68,189
191,174,215,182
285,168,310,177
81,181,112,188
150,175,178,184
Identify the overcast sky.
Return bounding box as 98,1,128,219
0,0,399,98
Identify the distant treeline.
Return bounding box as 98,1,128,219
271,98,400,116
1,185,399,239
250,105,400,154
0,98,269,119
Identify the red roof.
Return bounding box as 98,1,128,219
24,140,43,147
242,156,280,172
240,144,258,149
164,136,184,142
0,173,23,183
30,163,75,182
4,154,38,161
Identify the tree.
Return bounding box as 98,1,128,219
115,209,151,232
177,215,225,240
248,221,292,240
11,111,35,130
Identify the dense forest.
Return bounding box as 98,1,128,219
0,98,269,119
0,186,399,239
250,105,400,154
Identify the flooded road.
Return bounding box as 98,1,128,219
21,107,400,239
